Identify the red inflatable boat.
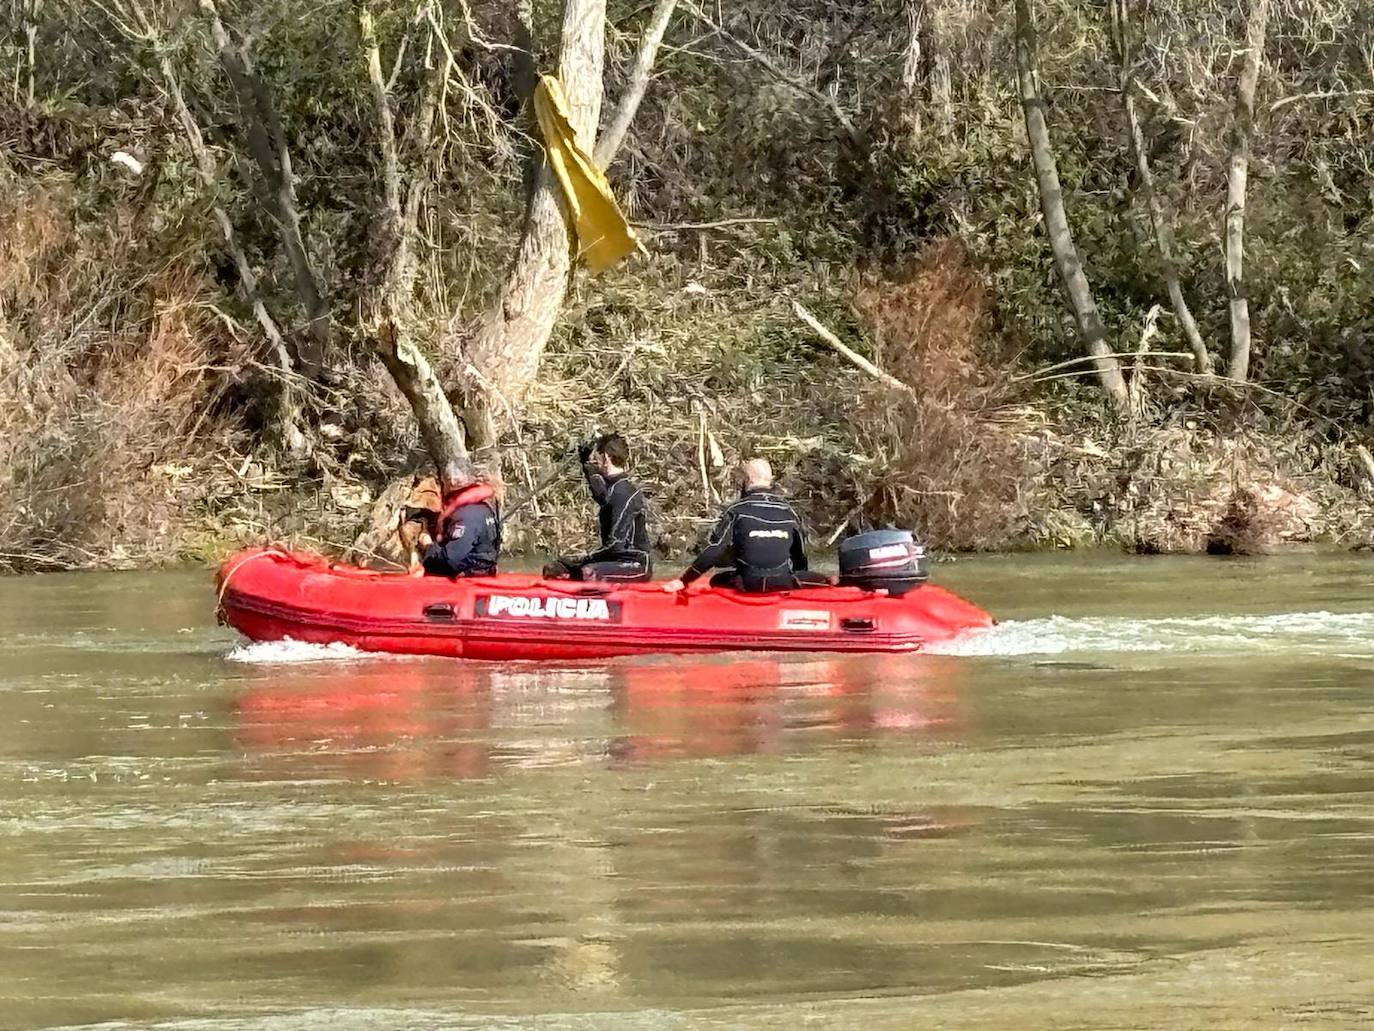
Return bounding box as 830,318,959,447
216,547,992,661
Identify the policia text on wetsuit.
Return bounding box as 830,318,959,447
663,458,827,594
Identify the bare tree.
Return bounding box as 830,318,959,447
459,0,609,449
1014,0,1128,407
1108,0,1210,375
105,0,308,455
200,0,331,376
356,2,468,471
1225,0,1270,382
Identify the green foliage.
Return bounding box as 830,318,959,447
4,0,1374,565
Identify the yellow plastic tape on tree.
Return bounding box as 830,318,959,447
533,74,638,273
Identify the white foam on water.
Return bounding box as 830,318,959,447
226,637,380,664
928,611,1374,658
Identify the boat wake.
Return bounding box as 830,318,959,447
928,610,1374,658
226,638,382,664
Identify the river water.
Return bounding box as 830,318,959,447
2,554,1373,1029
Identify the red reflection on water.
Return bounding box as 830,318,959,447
608,652,968,764
232,652,971,780
234,659,492,781
826,653,966,733
609,658,786,762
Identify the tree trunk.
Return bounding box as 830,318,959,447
357,4,468,468
117,0,307,455
374,320,469,472
1225,0,1269,382
25,0,43,107
1108,0,1210,375
927,2,952,131
900,1,923,136
460,0,607,449
200,0,330,376
1013,0,1128,407
594,0,676,169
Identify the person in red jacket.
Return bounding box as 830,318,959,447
419,458,501,577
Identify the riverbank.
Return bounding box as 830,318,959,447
3,376,1367,575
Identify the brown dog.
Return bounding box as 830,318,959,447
396,473,443,572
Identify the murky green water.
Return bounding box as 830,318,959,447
2,554,1373,1029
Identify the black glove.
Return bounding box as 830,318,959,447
577,438,596,464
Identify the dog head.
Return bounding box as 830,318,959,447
406,473,443,513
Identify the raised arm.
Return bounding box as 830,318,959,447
582,462,612,506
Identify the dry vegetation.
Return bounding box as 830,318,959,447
3,0,1373,572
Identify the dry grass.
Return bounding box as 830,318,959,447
846,239,1041,551
0,182,240,571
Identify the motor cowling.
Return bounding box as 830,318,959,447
837,530,929,595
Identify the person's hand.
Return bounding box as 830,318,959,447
577,439,595,464
418,532,434,549
662,578,686,593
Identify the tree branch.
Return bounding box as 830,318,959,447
116,0,306,454
792,301,917,398
1108,0,1210,375
200,0,330,374
356,0,468,467
594,0,677,168
680,0,860,145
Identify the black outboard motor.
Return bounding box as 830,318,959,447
837,530,929,596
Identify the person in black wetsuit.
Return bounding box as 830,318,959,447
420,457,501,577
663,458,829,593
543,432,652,583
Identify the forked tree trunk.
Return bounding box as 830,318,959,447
1013,0,1128,407
460,0,608,448
1108,0,1210,375
1225,0,1269,382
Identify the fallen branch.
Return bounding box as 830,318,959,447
504,449,580,521
791,300,917,398
640,217,778,231
1010,350,1195,385
1271,88,1374,112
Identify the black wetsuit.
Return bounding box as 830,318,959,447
421,492,500,577
680,486,826,592
549,467,651,583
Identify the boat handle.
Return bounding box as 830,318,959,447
423,603,457,622
841,617,877,633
